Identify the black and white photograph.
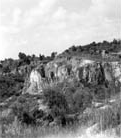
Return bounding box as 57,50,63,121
0,0,121,138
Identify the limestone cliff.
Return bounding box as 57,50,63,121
24,57,121,94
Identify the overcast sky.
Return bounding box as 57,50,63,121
0,0,121,60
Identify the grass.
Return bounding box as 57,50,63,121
0,78,121,138
0,119,120,138
0,99,120,138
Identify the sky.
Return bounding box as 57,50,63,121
0,0,121,60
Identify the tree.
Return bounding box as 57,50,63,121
18,52,27,61
113,39,118,44
31,54,36,61
70,45,76,52
51,52,57,59
26,56,31,64
39,54,43,60
41,55,45,60
90,41,96,46
2,65,10,74
0,64,2,68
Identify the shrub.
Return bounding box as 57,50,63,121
11,94,39,125
43,87,69,118
0,74,24,102
72,87,92,112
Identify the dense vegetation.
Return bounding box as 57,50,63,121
0,74,24,102
59,39,121,59
0,79,121,138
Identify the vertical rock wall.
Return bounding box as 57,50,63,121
24,59,121,94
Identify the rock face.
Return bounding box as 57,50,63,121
75,62,105,85
28,69,43,93
24,58,121,94
111,62,121,82
24,68,44,94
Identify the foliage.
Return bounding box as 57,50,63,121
73,88,92,112
62,39,121,58
2,65,10,73
90,82,119,101
51,52,57,59
11,94,39,125
0,74,24,102
43,87,69,118
18,52,27,61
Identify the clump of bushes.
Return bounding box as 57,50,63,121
89,82,119,102
9,80,93,127
72,88,92,112
61,80,92,113
10,79,120,128
11,94,40,125
0,74,24,102
10,87,69,126
43,87,69,118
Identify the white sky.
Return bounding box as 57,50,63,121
0,0,121,59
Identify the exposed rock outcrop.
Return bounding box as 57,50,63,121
24,57,121,94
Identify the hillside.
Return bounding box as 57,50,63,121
58,39,121,61
0,39,121,138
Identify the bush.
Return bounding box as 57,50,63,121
10,89,69,126
73,88,92,112
11,94,39,125
91,82,119,101
43,87,69,118
0,74,24,102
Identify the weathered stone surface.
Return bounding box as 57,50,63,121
24,58,121,94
